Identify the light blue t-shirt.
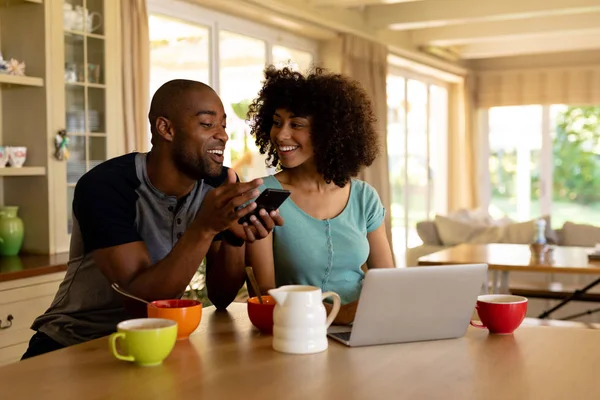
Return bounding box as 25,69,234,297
260,175,385,304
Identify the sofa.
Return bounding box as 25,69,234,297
406,210,600,266
406,210,600,323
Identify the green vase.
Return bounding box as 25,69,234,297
0,206,24,256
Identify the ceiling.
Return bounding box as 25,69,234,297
194,0,600,72
309,0,600,60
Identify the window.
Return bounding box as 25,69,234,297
148,0,317,181
149,15,210,87
483,105,600,228
387,72,449,263
148,15,210,150
272,45,313,72
219,31,267,180
488,106,542,222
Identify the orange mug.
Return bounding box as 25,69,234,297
147,299,202,340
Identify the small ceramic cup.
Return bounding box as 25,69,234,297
470,294,528,334
247,295,276,334
8,147,27,168
147,299,202,340
109,318,177,366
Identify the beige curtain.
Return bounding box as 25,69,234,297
447,76,478,212
476,66,600,108
340,34,394,257
121,0,150,153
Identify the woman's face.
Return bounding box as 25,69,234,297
270,108,314,169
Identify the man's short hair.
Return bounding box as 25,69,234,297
148,79,213,135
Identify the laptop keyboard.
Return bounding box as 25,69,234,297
330,331,352,342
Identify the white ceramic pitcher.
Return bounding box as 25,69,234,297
269,285,341,354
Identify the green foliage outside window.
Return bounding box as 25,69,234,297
552,106,600,204
491,106,600,205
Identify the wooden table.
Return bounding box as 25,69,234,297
418,243,600,294
3,303,600,399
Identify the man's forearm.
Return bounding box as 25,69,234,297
127,224,214,301
206,242,246,309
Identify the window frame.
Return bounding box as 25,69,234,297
147,0,319,94
387,67,450,253
480,105,555,221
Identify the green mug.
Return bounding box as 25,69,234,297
109,318,177,366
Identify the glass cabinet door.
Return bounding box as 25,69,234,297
63,0,107,234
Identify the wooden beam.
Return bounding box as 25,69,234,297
458,31,600,59
412,13,600,46
366,0,600,30
244,0,372,36
239,0,469,75
186,0,335,40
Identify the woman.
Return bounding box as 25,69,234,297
244,66,394,324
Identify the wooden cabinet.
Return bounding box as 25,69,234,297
0,0,122,255
0,271,66,366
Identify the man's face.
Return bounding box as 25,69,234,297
171,89,228,180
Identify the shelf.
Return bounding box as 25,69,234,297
3,0,42,5
66,81,106,89
64,30,105,40
87,82,105,89
0,252,69,283
66,132,106,138
0,74,44,88
0,167,46,176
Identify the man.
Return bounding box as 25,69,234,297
22,79,282,359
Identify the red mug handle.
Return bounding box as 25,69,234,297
470,305,486,329
470,320,486,329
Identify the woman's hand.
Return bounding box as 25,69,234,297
324,300,359,325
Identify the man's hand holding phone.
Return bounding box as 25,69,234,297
204,169,285,244
233,187,288,242
193,169,262,237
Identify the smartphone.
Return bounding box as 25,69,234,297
238,188,291,225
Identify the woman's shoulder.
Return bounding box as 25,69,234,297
350,179,385,231
350,178,380,201
258,174,283,190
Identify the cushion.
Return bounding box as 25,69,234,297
434,215,487,246
470,219,536,244
434,214,557,246
447,208,496,225
561,222,600,247
416,221,442,245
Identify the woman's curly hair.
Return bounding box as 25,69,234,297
247,66,380,187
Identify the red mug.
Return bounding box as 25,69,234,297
470,294,527,334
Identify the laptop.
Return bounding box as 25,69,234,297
327,264,488,347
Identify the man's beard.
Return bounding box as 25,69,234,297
172,140,222,180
